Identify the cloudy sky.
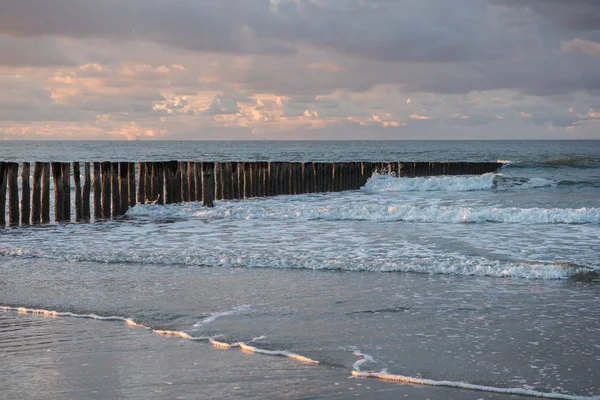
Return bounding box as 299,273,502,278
1,0,599,140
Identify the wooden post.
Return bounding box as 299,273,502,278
212,162,219,200
41,163,51,223
164,161,175,204
7,163,19,226
83,163,91,220
137,162,146,204
128,162,136,208
21,162,31,225
188,162,197,202
303,162,313,193
157,162,164,205
180,161,189,202
31,162,42,225
144,162,152,202
194,162,202,202
0,163,6,227
52,162,64,222
93,162,102,218
249,162,257,198
267,162,276,195
148,163,155,201
101,162,111,218
73,162,83,222
243,162,251,198
61,163,71,222
202,162,215,207
231,161,239,199
262,162,270,197
265,162,274,196
282,163,292,195
110,163,120,216
119,162,129,212
221,162,231,200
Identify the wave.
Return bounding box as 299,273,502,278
351,350,598,400
2,306,597,399
0,305,319,365
363,174,558,193
363,173,498,192
0,246,595,280
127,201,600,225
541,157,600,168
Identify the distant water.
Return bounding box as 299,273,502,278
1,141,600,399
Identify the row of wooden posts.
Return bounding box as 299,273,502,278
0,161,502,227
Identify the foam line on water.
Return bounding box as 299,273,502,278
3,305,598,398
362,173,498,192
351,349,599,400
1,305,319,365
192,305,252,328
127,199,599,225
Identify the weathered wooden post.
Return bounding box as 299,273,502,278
52,162,64,222
7,163,19,226
148,163,156,202
194,162,202,202
230,161,238,199
61,163,71,221
119,162,129,212
180,161,190,202
202,162,215,207
157,162,165,205
41,163,50,223
222,162,232,200
263,162,270,197
283,163,292,195
137,162,146,204
188,162,197,202
214,162,222,200
110,163,120,216
21,162,31,225
243,162,251,198
101,162,111,218
164,161,174,204
83,163,91,220
0,163,6,227
31,162,42,225
73,162,83,222
128,162,136,208
144,162,152,202
93,162,102,218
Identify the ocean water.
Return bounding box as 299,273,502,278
1,140,599,399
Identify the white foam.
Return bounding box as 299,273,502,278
1,305,318,364
127,201,600,225
192,305,252,328
351,349,599,400
0,245,593,280
362,173,498,192
4,305,597,398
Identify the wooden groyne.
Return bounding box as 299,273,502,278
0,161,502,227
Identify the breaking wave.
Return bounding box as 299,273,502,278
363,173,498,192
128,201,600,225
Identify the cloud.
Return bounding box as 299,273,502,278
0,36,74,67
494,0,600,31
0,0,599,139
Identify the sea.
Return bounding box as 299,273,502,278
1,140,599,400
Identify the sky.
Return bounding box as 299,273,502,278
0,0,599,140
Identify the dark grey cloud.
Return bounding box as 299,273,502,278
0,0,599,97
0,0,542,61
494,0,600,31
